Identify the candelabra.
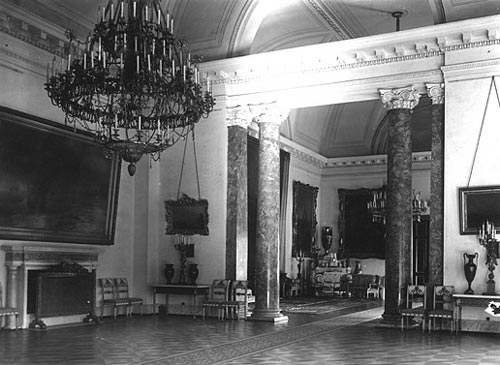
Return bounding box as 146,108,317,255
175,235,188,284
367,186,386,224
412,191,429,222
479,220,498,295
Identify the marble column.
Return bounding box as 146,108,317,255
379,86,420,324
426,83,445,286
5,263,19,329
249,103,288,323
225,105,250,281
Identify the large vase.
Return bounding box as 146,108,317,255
188,264,199,285
463,252,478,294
164,264,175,284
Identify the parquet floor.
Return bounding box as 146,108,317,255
1,299,500,364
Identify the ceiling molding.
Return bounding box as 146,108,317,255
227,0,265,58
428,0,447,24
304,0,355,40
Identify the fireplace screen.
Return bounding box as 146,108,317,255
28,271,95,318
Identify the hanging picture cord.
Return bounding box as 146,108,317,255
176,126,202,200
467,76,500,187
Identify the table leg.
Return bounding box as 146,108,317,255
153,291,157,316
193,293,197,318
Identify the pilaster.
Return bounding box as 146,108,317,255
225,105,251,281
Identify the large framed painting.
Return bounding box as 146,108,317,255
459,185,500,235
338,188,385,259
292,181,318,258
0,107,121,245
165,194,209,236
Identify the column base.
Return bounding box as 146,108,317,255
249,309,289,323
378,312,401,328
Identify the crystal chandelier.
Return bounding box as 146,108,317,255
45,0,215,176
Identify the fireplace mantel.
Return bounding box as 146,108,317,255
3,244,103,271
1,243,105,329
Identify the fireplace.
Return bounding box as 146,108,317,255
27,266,96,328
2,244,102,329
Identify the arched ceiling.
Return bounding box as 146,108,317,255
5,0,499,158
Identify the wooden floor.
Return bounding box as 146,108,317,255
1,299,500,364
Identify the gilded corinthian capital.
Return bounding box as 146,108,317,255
249,102,289,126
226,105,251,129
426,83,445,105
379,86,421,110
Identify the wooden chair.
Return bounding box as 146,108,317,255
351,274,377,298
366,275,381,299
202,279,230,319
400,285,427,331
220,280,250,320
427,285,455,333
98,278,130,319
0,282,19,331
114,278,143,317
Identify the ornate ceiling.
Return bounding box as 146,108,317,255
2,0,499,158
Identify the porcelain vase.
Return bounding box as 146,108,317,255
188,264,199,285
164,264,175,284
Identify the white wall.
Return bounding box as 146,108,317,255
444,76,500,294
158,107,228,287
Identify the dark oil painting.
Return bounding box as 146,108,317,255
0,107,120,245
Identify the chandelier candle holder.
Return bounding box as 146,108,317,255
479,220,499,295
45,0,215,176
367,186,429,224
367,187,386,224
412,191,429,222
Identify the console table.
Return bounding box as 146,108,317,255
152,284,210,318
453,294,500,333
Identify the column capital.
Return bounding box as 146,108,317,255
379,86,421,110
426,83,445,105
249,102,289,126
226,105,251,129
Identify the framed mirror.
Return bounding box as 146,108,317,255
459,185,500,235
292,181,318,258
165,194,209,236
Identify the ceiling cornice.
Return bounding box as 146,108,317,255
305,0,356,40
